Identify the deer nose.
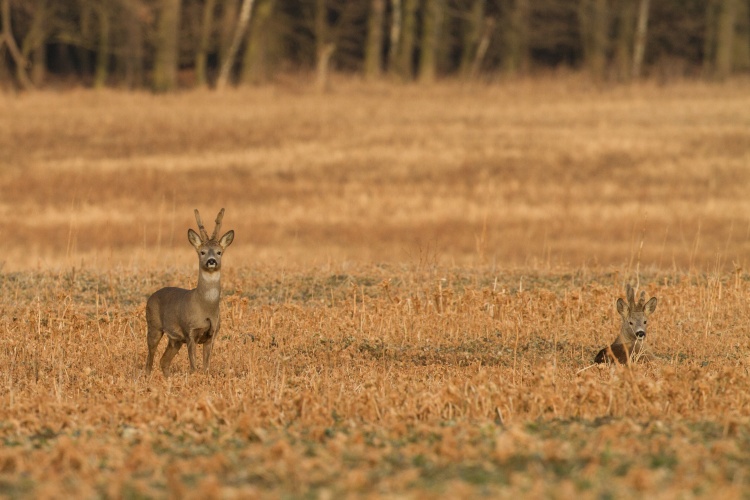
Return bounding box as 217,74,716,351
635,330,646,339
206,258,217,268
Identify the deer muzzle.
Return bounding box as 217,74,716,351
635,330,646,339
206,258,218,269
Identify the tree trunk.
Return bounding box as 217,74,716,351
612,0,634,80
240,0,276,85
94,3,110,89
579,0,609,80
387,0,401,73
30,38,45,86
703,0,719,76
123,2,144,88
631,0,649,79
397,0,417,79
216,0,254,90
153,0,181,92
460,0,484,78
77,1,93,78
315,0,327,62
315,42,334,92
591,0,608,79
734,0,750,71
218,0,238,72
504,0,530,76
364,0,385,79
314,0,333,91
195,0,216,87
470,17,494,79
418,0,443,83
0,42,8,89
715,0,737,79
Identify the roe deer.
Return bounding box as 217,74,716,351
146,208,234,376
595,284,657,364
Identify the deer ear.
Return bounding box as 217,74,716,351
188,229,203,249
616,298,628,317
219,230,234,249
644,297,657,315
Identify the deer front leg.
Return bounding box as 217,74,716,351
202,337,214,373
187,335,199,373
202,320,219,373
160,339,183,377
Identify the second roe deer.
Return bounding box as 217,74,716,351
145,208,234,376
595,284,657,365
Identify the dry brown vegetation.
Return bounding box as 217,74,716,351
2,77,750,497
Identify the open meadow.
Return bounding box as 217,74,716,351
2,77,750,497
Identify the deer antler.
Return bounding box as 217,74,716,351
626,284,635,310
194,209,209,241
211,208,225,240
637,290,646,309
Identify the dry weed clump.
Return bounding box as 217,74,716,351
2,265,750,497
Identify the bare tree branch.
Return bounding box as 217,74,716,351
1,0,34,89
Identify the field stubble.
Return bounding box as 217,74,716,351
1,79,750,497
1,78,750,270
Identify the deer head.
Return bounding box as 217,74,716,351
616,284,657,342
187,208,235,273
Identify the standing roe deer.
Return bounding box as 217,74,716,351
595,284,657,364
146,208,234,376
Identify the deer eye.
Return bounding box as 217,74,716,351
629,321,633,326
217,251,222,255
644,320,647,324
201,251,206,255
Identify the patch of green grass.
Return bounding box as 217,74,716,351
0,477,36,498
649,452,678,470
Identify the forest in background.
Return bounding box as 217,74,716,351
1,0,749,92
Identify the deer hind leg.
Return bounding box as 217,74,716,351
159,338,183,377
146,325,164,374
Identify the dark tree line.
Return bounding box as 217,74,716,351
0,0,748,91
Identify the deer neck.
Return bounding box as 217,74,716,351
615,323,632,345
196,269,222,307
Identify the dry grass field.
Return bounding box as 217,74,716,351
2,77,750,498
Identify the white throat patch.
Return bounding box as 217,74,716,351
201,271,221,283
200,271,221,302
203,288,220,302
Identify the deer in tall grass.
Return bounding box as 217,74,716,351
595,284,657,365
146,208,234,376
